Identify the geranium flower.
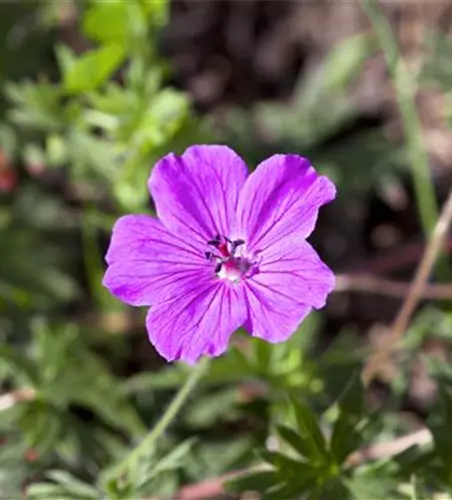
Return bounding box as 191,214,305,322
103,145,336,363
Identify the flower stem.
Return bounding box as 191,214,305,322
361,0,438,238
104,357,210,483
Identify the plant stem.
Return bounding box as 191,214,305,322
104,357,210,483
361,0,438,238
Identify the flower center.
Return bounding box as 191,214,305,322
205,234,258,283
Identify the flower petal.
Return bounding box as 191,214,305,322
146,282,247,363
236,154,335,251
149,145,248,244
103,214,210,306
243,240,334,343
258,240,335,309
244,280,312,343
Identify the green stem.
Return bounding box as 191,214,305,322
105,357,210,482
361,0,438,238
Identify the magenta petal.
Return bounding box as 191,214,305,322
244,280,313,343
149,145,248,243
236,154,336,251
146,282,247,364
244,240,334,343
103,215,210,306
258,240,335,309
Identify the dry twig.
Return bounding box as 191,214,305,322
0,388,36,412
335,274,452,300
345,427,432,467
362,189,452,385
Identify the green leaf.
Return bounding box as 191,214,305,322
27,480,99,500
27,483,73,500
330,374,366,464
6,82,64,131
428,384,452,478
46,471,99,499
124,347,253,393
291,398,329,464
141,0,168,27
64,44,126,93
55,43,77,76
336,373,364,416
0,344,39,386
134,439,196,491
321,33,376,92
260,450,314,477
260,473,320,500
151,438,196,475
226,471,279,494
344,474,401,500
0,123,17,156
277,424,312,460
421,30,452,92
82,1,128,43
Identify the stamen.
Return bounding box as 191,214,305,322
204,234,258,282
230,239,245,256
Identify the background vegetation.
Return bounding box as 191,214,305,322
1,0,452,498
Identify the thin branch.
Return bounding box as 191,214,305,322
345,427,432,467
348,236,452,276
0,388,35,412
335,274,452,300
362,189,452,385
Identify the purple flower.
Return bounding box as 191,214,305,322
103,145,336,364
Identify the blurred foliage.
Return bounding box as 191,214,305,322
0,0,451,499
216,31,408,197
4,0,211,211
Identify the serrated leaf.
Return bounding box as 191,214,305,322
6,82,64,131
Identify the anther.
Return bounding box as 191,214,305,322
207,238,220,247
230,239,245,256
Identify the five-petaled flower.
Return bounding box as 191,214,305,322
103,145,336,363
